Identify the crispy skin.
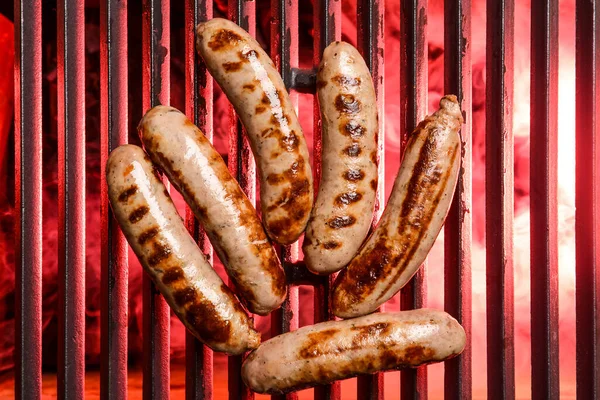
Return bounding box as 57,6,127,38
332,95,463,318
196,18,313,245
303,41,379,275
242,309,466,394
107,144,260,354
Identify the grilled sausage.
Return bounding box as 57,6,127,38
332,96,463,318
196,18,313,245
107,144,260,354
303,41,378,275
139,106,286,315
242,309,466,394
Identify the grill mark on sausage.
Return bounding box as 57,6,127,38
323,241,341,249
335,191,363,206
123,164,134,176
161,266,184,285
147,242,172,266
255,105,267,114
138,227,159,245
335,131,460,304
403,345,435,365
370,150,378,164
128,206,149,223
342,120,366,138
185,294,232,343
118,185,138,203
344,169,365,181
327,215,356,229
243,83,256,92
332,75,361,88
222,61,244,72
208,29,243,51
344,143,362,157
299,329,339,358
335,94,361,114
370,179,378,191
174,287,198,306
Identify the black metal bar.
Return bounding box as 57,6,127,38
530,0,559,398
575,0,600,398
356,0,385,397
485,0,515,398
290,68,316,93
184,1,214,399
443,0,472,398
227,2,256,399
270,1,301,397
399,0,428,398
100,0,129,398
312,1,341,399
142,0,171,398
14,0,43,398
57,0,86,397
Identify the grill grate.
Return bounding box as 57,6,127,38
11,0,599,399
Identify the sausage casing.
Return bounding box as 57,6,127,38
332,96,463,318
242,309,466,394
303,41,378,275
196,18,313,245
106,144,260,354
139,106,286,315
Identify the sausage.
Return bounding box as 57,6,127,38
242,308,466,394
196,18,313,245
303,41,378,275
138,106,286,315
106,144,260,354
332,96,463,318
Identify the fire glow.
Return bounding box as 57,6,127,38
0,0,579,398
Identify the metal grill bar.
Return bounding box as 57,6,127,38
399,0,428,397
184,1,214,399
356,0,385,397
57,0,86,397
227,1,256,399
575,0,600,398
14,0,43,398
142,0,171,398
530,0,559,398
270,0,301,397
485,0,515,398
100,0,129,397
312,1,341,399
443,0,472,398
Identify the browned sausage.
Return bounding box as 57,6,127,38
196,18,313,245
138,105,286,315
107,144,260,354
332,96,463,318
303,41,378,275
242,309,466,394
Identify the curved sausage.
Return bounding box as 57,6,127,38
242,309,466,394
107,144,260,354
303,41,378,275
196,18,313,245
332,96,463,318
139,106,286,315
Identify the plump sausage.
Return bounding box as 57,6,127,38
196,18,313,245
332,96,463,318
242,309,466,394
107,144,260,354
303,41,378,275
138,106,286,315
